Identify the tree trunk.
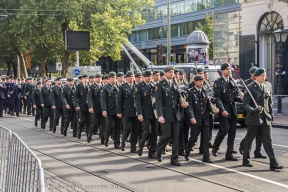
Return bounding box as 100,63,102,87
38,43,48,78
61,22,70,77
13,46,28,78
6,58,11,76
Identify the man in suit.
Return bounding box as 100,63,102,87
135,70,158,159
117,71,139,153
61,77,77,137
74,74,89,139
185,75,219,163
101,72,122,148
51,76,64,134
239,67,265,158
212,63,242,161
155,66,189,166
242,68,283,171
87,73,103,143
32,81,43,127
41,79,54,130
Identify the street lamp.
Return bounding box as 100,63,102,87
273,28,288,113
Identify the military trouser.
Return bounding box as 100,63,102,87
138,119,158,156
178,118,185,153
240,132,262,155
157,121,180,161
22,97,27,113
77,111,90,137
213,114,237,156
185,124,210,161
200,113,214,151
63,111,77,136
34,106,42,126
105,115,122,146
42,106,54,130
243,124,278,166
26,96,33,115
88,112,102,139
53,108,64,133
122,116,140,151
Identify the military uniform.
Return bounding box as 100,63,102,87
101,83,122,148
32,86,43,127
0,83,6,117
243,81,281,170
155,78,182,165
117,82,139,152
20,81,26,113
24,82,35,115
73,83,89,139
61,84,77,136
185,86,212,162
8,83,22,116
51,85,64,133
4,81,11,114
135,80,158,157
87,83,103,142
41,85,54,129
212,76,242,159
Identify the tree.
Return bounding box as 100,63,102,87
196,12,214,61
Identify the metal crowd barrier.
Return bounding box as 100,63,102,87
272,95,288,118
0,126,45,192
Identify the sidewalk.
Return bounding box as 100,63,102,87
272,96,288,128
273,117,288,128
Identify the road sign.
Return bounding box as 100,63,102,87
56,62,62,71
74,68,80,76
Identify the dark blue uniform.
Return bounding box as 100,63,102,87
4,82,11,113
0,83,6,117
8,83,22,116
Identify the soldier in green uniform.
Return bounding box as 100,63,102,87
239,67,265,158
135,70,158,159
32,81,43,127
51,77,64,134
116,72,124,88
101,72,121,149
135,72,143,84
184,75,219,163
155,66,189,166
73,74,89,139
41,79,54,130
117,71,139,152
61,78,77,137
242,68,283,171
159,70,164,81
212,63,242,161
189,68,204,88
87,73,103,143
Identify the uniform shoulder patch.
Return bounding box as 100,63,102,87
214,83,217,88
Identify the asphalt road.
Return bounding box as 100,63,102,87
1,116,288,192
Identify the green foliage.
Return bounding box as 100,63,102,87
196,12,214,61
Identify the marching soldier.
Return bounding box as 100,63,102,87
73,74,89,139
20,78,26,113
61,78,77,137
41,79,54,130
32,81,43,127
135,70,158,158
189,68,204,88
24,77,35,116
101,72,122,148
87,73,103,143
4,77,12,114
51,77,64,134
117,71,139,152
159,70,164,81
242,68,283,171
212,63,242,161
184,75,219,163
116,72,124,87
7,79,22,117
239,67,265,158
135,72,143,84
0,81,6,117
155,66,189,166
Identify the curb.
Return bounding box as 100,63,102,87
272,123,288,129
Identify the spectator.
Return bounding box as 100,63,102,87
275,62,285,95
235,65,241,76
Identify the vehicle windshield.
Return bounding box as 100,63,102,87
209,71,221,83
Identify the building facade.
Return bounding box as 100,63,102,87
239,0,288,94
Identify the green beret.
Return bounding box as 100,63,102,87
179,69,185,75
67,77,73,82
95,73,102,78
82,74,88,78
196,68,203,73
78,76,83,79
153,70,159,75
221,63,230,70
135,72,142,77
164,66,174,72
89,75,95,78
249,67,258,73
194,75,203,81
108,72,116,78
125,71,134,78
102,74,108,80
36,81,41,85
254,68,265,76
142,70,152,77
51,81,56,86
174,69,179,73
160,70,164,76
55,76,62,81
117,72,124,77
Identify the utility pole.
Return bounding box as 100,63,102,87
167,0,171,65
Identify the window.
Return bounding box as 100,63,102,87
187,0,197,13
171,25,179,37
216,0,225,6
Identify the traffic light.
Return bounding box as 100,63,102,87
157,44,164,65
